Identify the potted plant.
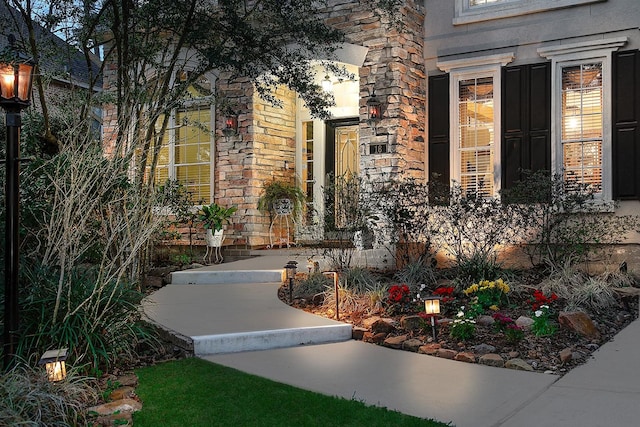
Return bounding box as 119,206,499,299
257,180,306,219
198,203,238,247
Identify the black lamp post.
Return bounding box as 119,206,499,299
1,34,35,369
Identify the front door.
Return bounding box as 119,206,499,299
326,119,360,229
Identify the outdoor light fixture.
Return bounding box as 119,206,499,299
366,90,382,135
1,34,35,369
424,297,441,342
323,271,340,320
39,348,68,382
321,75,333,92
222,111,238,143
284,261,298,304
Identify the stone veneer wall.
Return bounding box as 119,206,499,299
220,0,427,248
323,0,426,181
216,76,297,248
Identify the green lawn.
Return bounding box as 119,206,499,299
133,357,451,427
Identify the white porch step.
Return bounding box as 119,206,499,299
192,324,353,356
171,269,283,285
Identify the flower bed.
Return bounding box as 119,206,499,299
285,269,639,375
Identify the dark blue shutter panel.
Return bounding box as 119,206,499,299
428,74,450,185
612,50,640,199
502,63,551,189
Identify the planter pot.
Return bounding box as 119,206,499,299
204,229,224,264
273,198,293,216
205,229,224,247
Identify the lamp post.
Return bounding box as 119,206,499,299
1,34,35,369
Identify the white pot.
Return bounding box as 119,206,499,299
205,228,224,247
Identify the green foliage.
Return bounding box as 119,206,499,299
16,264,155,373
531,306,557,337
373,177,444,265
197,203,238,231
455,252,503,284
293,273,331,299
341,267,379,294
393,260,437,291
257,180,306,219
133,358,448,426
449,307,476,341
0,363,97,426
503,170,640,268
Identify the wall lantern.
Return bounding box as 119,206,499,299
284,261,298,304
424,297,441,341
222,111,238,143
366,90,382,135
321,75,333,92
2,34,35,369
39,348,68,382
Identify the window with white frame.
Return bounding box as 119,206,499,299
455,0,604,25
561,63,603,192
539,37,627,201
438,53,513,197
151,79,214,204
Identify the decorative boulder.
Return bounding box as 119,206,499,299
558,311,601,340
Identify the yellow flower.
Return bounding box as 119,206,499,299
489,305,499,311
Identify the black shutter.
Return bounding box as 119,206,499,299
428,74,450,184
502,62,551,189
613,50,640,200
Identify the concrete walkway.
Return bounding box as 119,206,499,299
143,253,640,427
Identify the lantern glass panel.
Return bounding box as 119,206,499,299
424,298,440,315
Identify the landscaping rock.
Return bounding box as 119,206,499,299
144,275,164,289
384,334,408,349
505,358,534,371
559,347,573,363
455,352,476,363
365,332,387,344
352,327,367,340
479,353,504,368
559,311,601,340
403,338,424,352
515,316,534,329
371,318,397,334
116,374,139,388
362,316,381,329
87,399,142,416
92,412,133,426
400,315,424,331
108,386,136,401
418,343,441,355
437,348,457,359
476,315,495,326
473,343,496,354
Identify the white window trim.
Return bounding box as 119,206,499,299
538,37,628,202
438,53,514,196
454,0,605,26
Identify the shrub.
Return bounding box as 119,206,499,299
294,273,331,300
503,170,640,269
393,259,437,291
449,307,476,341
341,267,379,294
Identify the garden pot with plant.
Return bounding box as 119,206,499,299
198,202,238,246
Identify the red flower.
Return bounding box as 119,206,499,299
531,290,558,310
433,286,455,303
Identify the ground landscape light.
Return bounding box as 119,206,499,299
424,297,441,341
39,348,68,382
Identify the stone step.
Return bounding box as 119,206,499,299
192,324,353,356
171,269,283,285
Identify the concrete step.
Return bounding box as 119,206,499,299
171,269,283,285
192,324,353,356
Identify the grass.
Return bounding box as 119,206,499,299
133,357,450,427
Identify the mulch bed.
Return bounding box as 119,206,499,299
281,275,639,376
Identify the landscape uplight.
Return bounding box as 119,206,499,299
39,348,68,382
